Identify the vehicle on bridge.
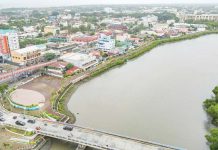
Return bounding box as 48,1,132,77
0,118,5,122
63,125,73,131
15,120,26,126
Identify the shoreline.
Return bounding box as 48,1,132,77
59,31,218,123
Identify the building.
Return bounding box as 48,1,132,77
116,33,130,42
48,35,69,43
141,15,158,27
46,61,68,78
23,26,35,33
73,35,98,43
46,43,77,52
97,34,115,51
108,24,128,31
61,14,72,20
11,45,44,65
0,29,20,57
44,26,60,35
184,14,218,21
104,7,114,13
60,52,98,70
74,13,80,20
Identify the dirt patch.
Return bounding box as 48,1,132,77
0,127,27,150
19,75,62,101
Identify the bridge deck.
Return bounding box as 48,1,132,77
0,105,185,150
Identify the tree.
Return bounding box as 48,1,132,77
207,104,218,118
44,53,56,61
51,11,59,16
205,128,218,150
79,25,86,33
66,63,74,70
0,83,8,98
213,86,218,102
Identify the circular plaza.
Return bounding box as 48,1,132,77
10,89,45,110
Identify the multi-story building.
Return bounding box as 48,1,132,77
97,34,115,51
11,45,43,65
0,29,19,57
46,43,77,52
184,14,218,21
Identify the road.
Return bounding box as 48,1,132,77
0,107,185,150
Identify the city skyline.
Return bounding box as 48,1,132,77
0,0,218,8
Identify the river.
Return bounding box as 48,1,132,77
67,34,218,150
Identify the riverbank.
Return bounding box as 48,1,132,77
59,30,218,122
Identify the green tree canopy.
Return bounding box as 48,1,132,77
66,63,74,70
206,128,218,150
44,53,56,61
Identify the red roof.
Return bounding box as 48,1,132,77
108,24,128,31
73,36,98,43
66,66,80,75
99,31,113,36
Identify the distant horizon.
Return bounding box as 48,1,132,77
0,0,218,9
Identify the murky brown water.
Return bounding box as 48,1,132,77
67,35,218,150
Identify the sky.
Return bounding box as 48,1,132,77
0,0,218,8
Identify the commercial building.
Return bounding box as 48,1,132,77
184,14,218,21
44,26,60,35
0,29,20,57
73,35,98,43
11,45,45,65
60,52,98,70
108,24,128,31
46,61,68,78
48,35,69,43
97,34,115,51
46,43,77,52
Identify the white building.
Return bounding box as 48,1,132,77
0,30,20,51
23,26,35,33
61,14,72,20
74,13,80,20
141,15,158,27
97,34,115,51
167,20,176,25
184,14,218,21
104,7,114,13
60,52,98,70
116,33,130,42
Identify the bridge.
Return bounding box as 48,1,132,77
0,106,185,150
0,60,57,83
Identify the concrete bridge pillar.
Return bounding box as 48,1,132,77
76,144,86,150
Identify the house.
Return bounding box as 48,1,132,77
66,66,81,75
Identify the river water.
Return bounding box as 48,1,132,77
67,35,218,150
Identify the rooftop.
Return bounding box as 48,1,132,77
0,29,16,35
14,44,46,54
